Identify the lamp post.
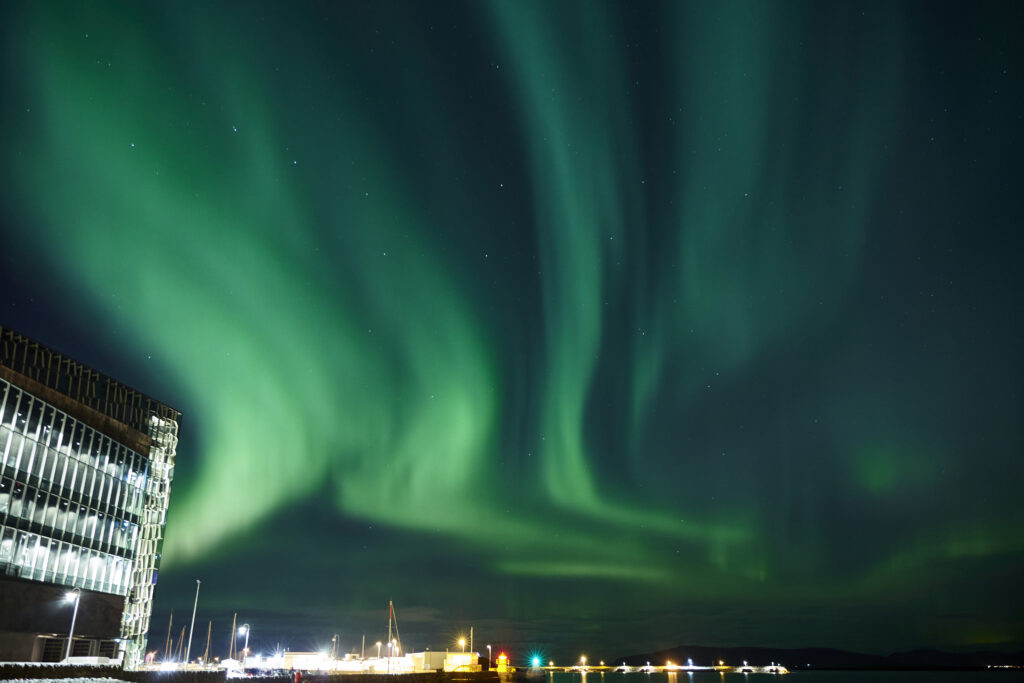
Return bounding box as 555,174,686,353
487,645,491,670
239,624,250,669
186,579,201,666
63,588,81,661
459,638,466,653
376,641,382,658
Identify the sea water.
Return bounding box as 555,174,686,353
546,671,1024,683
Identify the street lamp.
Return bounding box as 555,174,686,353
459,638,466,653
239,624,250,669
63,589,81,661
376,641,382,658
487,645,491,669
580,655,587,667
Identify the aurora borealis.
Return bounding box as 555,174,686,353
2,0,1023,660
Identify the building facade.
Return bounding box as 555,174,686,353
0,326,179,668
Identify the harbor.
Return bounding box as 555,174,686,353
534,664,789,675
0,665,793,682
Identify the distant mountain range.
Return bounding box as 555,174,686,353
616,645,1024,670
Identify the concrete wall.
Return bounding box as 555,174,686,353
0,574,123,661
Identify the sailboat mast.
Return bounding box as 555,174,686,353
387,601,394,673
203,620,212,664
229,613,237,660
176,625,186,662
164,611,173,661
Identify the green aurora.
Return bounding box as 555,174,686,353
2,0,1022,657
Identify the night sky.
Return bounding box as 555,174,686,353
2,0,1023,663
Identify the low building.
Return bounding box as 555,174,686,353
410,651,480,672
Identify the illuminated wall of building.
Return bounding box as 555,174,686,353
0,380,146,595
0,327,179,668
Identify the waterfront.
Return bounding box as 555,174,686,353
545,672,1024,683
2,663,1024,679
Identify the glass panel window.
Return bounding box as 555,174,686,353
56,498,71,534
42,494,60,528
0,477,10,514
0,527,15,563
10,483,25,518
26,397,42,437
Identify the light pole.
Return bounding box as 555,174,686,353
186,579,201,665
459,638,466,653
239,624,250,669
376,641,382,658
63,589,81,661
487,645,491,670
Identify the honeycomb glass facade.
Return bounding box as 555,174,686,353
0,326,179,668
0,381,146,594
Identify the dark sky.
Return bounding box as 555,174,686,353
2,0,1023,663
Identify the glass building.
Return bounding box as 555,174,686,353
0,326,179,668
